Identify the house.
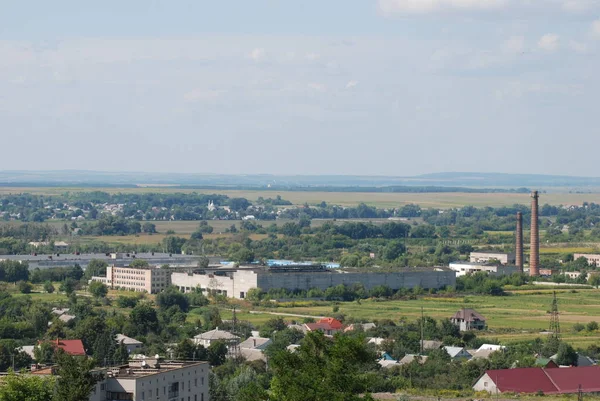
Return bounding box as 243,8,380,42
239,337,272,350
115,334,143,354
421,340,443,351
344,323,376,332
38,338,86,356
378,355,400,368
304,317,344,336
443,346,472,361
240,348,267,362
399,354,428,365
550,352,595,367
451,308,486,331
469,252,515,265
535,357,559,368
449,261,518,277
478,344,506,352
368,337,386,346
193,328,240,348
54,241,69,250
473,366,600,394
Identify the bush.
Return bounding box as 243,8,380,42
18,281,33,294
43,281,55,293
586,321,599,332
572,323,585,333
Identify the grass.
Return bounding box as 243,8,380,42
228,290,600,348
2,186,600,208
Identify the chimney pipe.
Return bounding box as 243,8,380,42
516,212,523,271
530,191,540,276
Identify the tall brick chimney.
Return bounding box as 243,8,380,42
516,212,523,271
530,191,539,276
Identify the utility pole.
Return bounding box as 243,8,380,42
420,306,424,354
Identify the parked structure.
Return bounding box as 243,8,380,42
473,366,600,394
88,359,209,401
89,265,170,294
450,308,486,331
469,252,515,265
172,265,456,299
449,262,518,277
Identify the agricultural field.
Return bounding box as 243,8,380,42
2,186,600,208
217,289,600,348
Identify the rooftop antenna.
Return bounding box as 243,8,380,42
549,291,561,340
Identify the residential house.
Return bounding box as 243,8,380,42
38,338,86,356
473,366,600,394
115,334,143,354
193,328,240,348
304,317,344,336
399,354,428,365
550,352,595,367
344,323,376,332
443,346,472,361
420,340,443,351
239,337,272,350
451,308,486,331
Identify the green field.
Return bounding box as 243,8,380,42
2,186,600,208
215,289,600,348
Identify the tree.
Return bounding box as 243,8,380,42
0,372,55,401
196,256,210,269
163,236,187,254
33,342,56,364
208,341,228,366
586,321,599,332
59,278,76,295
203,307,223,330
88,281,108,298
129,259,149,268
156,287,189,312
555,342,578,366
43,281,55,293
113,341,130,364
589,274,600,288
259,318,287,338
269,331,376,401
142,222,157,233
233,248,254,264
54,350,100,401
174,338,208,361
17,281,32,294
130,303,159,335
0,260,29,283
84,259,108,279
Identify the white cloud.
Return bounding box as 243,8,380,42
378,0,506,15
305,52,320,61
502,36,525,54
249,48,266,61
378,0,600,15
345,80,359,89
538,34,560,51
592,19,600,38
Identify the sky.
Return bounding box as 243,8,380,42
1,0,600,177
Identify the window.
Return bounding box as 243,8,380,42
484,382,488,387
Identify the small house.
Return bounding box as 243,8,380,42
451,308,486,331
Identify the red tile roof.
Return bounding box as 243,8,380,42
39,339,86,356
485,366,600,394
318,317,343,329
545,366,600,393
487,368,558,394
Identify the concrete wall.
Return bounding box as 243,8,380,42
173,269,455,299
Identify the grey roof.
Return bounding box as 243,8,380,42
378,359,400,368
399,354,428,365
239,337,272,350
471,349,497,360
240,348,266,362
58,314,76,323
452,308,485,322
116,334,143,345
444,346,470,358
194,329,240,341
421,340,443,350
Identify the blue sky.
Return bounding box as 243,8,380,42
1,0,600,176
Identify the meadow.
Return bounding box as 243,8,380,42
2,186,600,208
212,289,600,348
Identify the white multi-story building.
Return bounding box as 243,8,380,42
89,360,209,401
89,265,170,294
573,253,600,267
469,252,515,265
449,262,518,277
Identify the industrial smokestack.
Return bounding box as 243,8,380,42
516,212,523,271
530,191,539,276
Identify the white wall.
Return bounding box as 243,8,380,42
472,373,498,393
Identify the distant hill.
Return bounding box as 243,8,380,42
0,170,599,192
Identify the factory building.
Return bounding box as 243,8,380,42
171,265,456,299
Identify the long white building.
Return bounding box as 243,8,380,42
469,252,515,265
449,262,518,277
172,266,456,299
